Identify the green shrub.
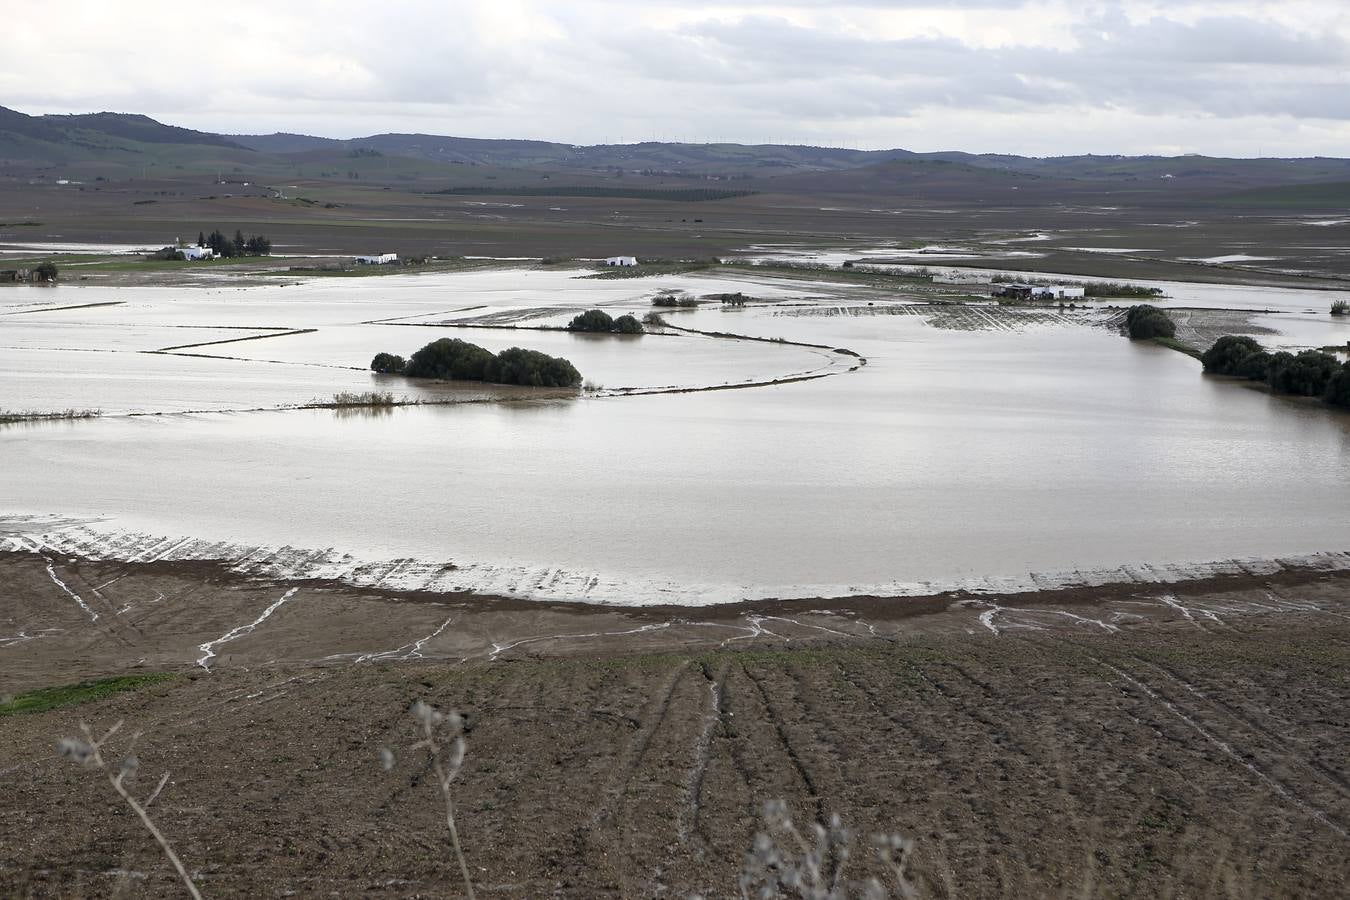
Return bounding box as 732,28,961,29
1124,304,1176,340
1201,335,1264,374
404,338,496,380
489,347,582,387
370,352,407,374
567,309,616,332
1325,362,1350,408
1233,350,1273,381
614,314,644,334
395,338,581,388
1268,349,1341,397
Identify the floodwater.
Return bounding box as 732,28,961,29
3,267,1350,605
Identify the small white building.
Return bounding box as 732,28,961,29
179,246,215,260
603,256,638,267
355,252,399,265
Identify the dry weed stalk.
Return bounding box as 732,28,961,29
389,701,475,899
738,800,916,900
58,721,202,899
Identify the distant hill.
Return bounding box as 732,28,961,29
230,131,895,176
5,104,1350,205
41,112,247,150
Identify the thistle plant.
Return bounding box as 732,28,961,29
738,800,916,900
384,701,475,899
58,721,202,899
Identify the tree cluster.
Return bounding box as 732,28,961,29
33,261,58,281
651,293,699,308
566,309,644,334
198,229,272,258
371,338,582,388
1202,335,1350,409
1124,304,1176,340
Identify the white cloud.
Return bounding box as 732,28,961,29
2,0,1348,156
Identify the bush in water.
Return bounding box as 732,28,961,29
1124,304,1175,340
1267,349,1341,397
1232,350,1273,382
489,347,582,387
378,338,582,388
567,309,615,332
1201,335,1264,375
614,314,644,335
370,352,406,375
1325,361,1350,408
404,338,496,381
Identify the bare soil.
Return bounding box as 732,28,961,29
1,552,1348,897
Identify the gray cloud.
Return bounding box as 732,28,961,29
1,1,1348,156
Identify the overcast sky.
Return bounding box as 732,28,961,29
4,0,1349,157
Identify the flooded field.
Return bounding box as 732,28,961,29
3,265,1349,604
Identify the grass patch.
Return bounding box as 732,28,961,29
1217,181,1350,209
1,673,173,717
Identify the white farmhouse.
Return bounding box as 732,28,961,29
603,256,638,267
355,252,399,265
179,246,215,260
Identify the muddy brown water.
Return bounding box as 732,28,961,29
2,267,1350,604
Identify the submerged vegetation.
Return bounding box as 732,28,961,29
1202,335,1350,409
1332,299,1349,316
372,338,582,388
370,352,407,374
1124,304,1177,340
328,391,398,407
651,292,700,308
566,308,644,334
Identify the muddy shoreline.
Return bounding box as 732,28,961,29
1,545,1346,897
3,547,1349,689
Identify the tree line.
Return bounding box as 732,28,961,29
198,229,272,257
1123,304,1350,409
1202,335,1350,409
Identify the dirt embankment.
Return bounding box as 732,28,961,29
1,552,1348,897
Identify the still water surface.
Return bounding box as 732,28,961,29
4,289,1348,603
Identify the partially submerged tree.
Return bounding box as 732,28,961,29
614,314,644,334
370,352,407,375
1267,349,1341,397
1233,349,1273,381
1325,361,1350,408
377,338,582,388
404,338,496,381
1201,335,1264,375
490,346,582,387
1124,304,1176,340
567,309,616,332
